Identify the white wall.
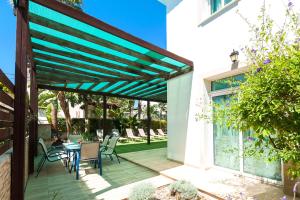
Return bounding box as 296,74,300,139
166,0,292,168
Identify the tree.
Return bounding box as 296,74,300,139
57,0,82,9
215,2,300,178
38,90,59,132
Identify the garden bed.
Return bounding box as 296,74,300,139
124,182,218,200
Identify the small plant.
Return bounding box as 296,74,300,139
169,180,198,200
128,182,155,200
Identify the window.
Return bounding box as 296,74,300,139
211,74,245,92
210,0,233,14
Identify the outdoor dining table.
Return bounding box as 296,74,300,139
63,142,102,180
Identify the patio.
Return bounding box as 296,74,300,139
25,156,173,200
24,147,299,200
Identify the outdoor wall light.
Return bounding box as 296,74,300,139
230,49,239,63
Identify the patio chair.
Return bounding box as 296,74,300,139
101,136,120,163
157,129,167,136
68,134,82,143
36,138,67,177
96,129,103,141
74,142,101,179
112,129,120,136
100,135,110,152
126,128,141,140
150,129,160,137
138,128,152,138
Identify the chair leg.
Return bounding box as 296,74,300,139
36,156,46,177
114,151,120,164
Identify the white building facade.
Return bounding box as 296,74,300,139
165,0,293,183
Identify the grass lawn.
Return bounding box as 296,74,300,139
116,139,167,154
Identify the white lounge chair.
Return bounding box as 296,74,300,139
138,128,153,138
126,128,141,140
157,129,167,136
150,129,159,137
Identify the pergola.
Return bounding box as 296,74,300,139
12,0,193,199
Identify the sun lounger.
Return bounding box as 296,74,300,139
126,128,141,140
138,128,153,138
157,129,167,136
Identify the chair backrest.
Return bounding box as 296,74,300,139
68,134,82,143
126,129,135,138
138,129,146,137
157,129,165,136
102,135,110,147
96,129,103,138
112,129,120,136
150,129,156,136
80,142,99,161
105,136,119,154
39,138,48,155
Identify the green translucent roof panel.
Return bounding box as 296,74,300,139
92,82,109,92
27,0,194,102
103,81,127,92
79,83,94,90
66,83,80,89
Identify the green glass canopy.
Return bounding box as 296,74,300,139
28,0,193,102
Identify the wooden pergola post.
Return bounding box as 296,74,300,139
147,100,151,145
12,0,29,199
29,65,37,174
102,95,107,138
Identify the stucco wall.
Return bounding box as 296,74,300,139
167,72,192,162
166,0,292,168
0,150,12,200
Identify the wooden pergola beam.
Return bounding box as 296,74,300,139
37,84,167,103
32,43,154,78
147,100,151,145
31,0,194,67
30,30,169,76
29,13,182,72
12,0,28,199
33,52,142,80
102,95,107,138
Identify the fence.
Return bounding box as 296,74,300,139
0,69,14,155
0,68,14,200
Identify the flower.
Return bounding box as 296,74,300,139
288,1,293,8
263,58,271,65
281,196,287,200
251,48,257,53
293,181,299,193
225,194,232,200
256,67,262,73
247,136,255,141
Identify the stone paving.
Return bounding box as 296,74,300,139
120,148,299,200
25,156,173,200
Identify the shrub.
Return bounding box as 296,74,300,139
169,180,198,200
128,183,155,200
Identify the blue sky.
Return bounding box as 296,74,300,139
0,0,166,82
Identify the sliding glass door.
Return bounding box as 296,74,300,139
213,95,240,171
212,95,282,181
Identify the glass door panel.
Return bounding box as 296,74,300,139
243,131,282,180
213,95,240,171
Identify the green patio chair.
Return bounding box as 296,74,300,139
100,135,110,152
36,138,67,177
102,136,120,164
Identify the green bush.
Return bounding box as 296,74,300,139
129,183,155,200
169,180,198,200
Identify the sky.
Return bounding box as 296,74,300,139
0,0,166,82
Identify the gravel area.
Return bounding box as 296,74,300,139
153,185,218,200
